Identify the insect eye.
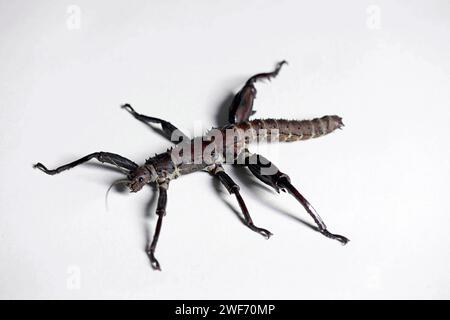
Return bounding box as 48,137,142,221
138,177,144,183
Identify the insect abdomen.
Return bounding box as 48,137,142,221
237,116,344,142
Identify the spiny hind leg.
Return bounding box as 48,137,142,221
228,60,287,124
242,151,349,245
122,104,189,143
209,164,272,239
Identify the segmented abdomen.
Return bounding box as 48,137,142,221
236,116,344,142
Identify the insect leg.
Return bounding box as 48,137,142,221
34,152,138,175
228,60,287,124
121,104,189,143
146,183,168,271
209,164,272,239
243,152,349,245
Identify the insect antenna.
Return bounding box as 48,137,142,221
105,179,131,211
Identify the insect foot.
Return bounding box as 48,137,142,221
34,163,56,175
249,225,273,239
147,251,161,271
320,230,350,245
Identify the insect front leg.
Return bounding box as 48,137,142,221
34,152,138,175
209,164,272,239
228,60,287,124
244,152,349,245
121,104,189,143
146,182,169,271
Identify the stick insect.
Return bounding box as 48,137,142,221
34,61,349,270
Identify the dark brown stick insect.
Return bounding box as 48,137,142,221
34,61,349,270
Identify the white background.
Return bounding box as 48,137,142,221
1,0,449,299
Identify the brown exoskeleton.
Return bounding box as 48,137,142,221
34,61,349,270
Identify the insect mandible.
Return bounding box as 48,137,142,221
34,61,349,270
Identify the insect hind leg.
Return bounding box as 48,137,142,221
228,60,287,124
243,152,349,245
